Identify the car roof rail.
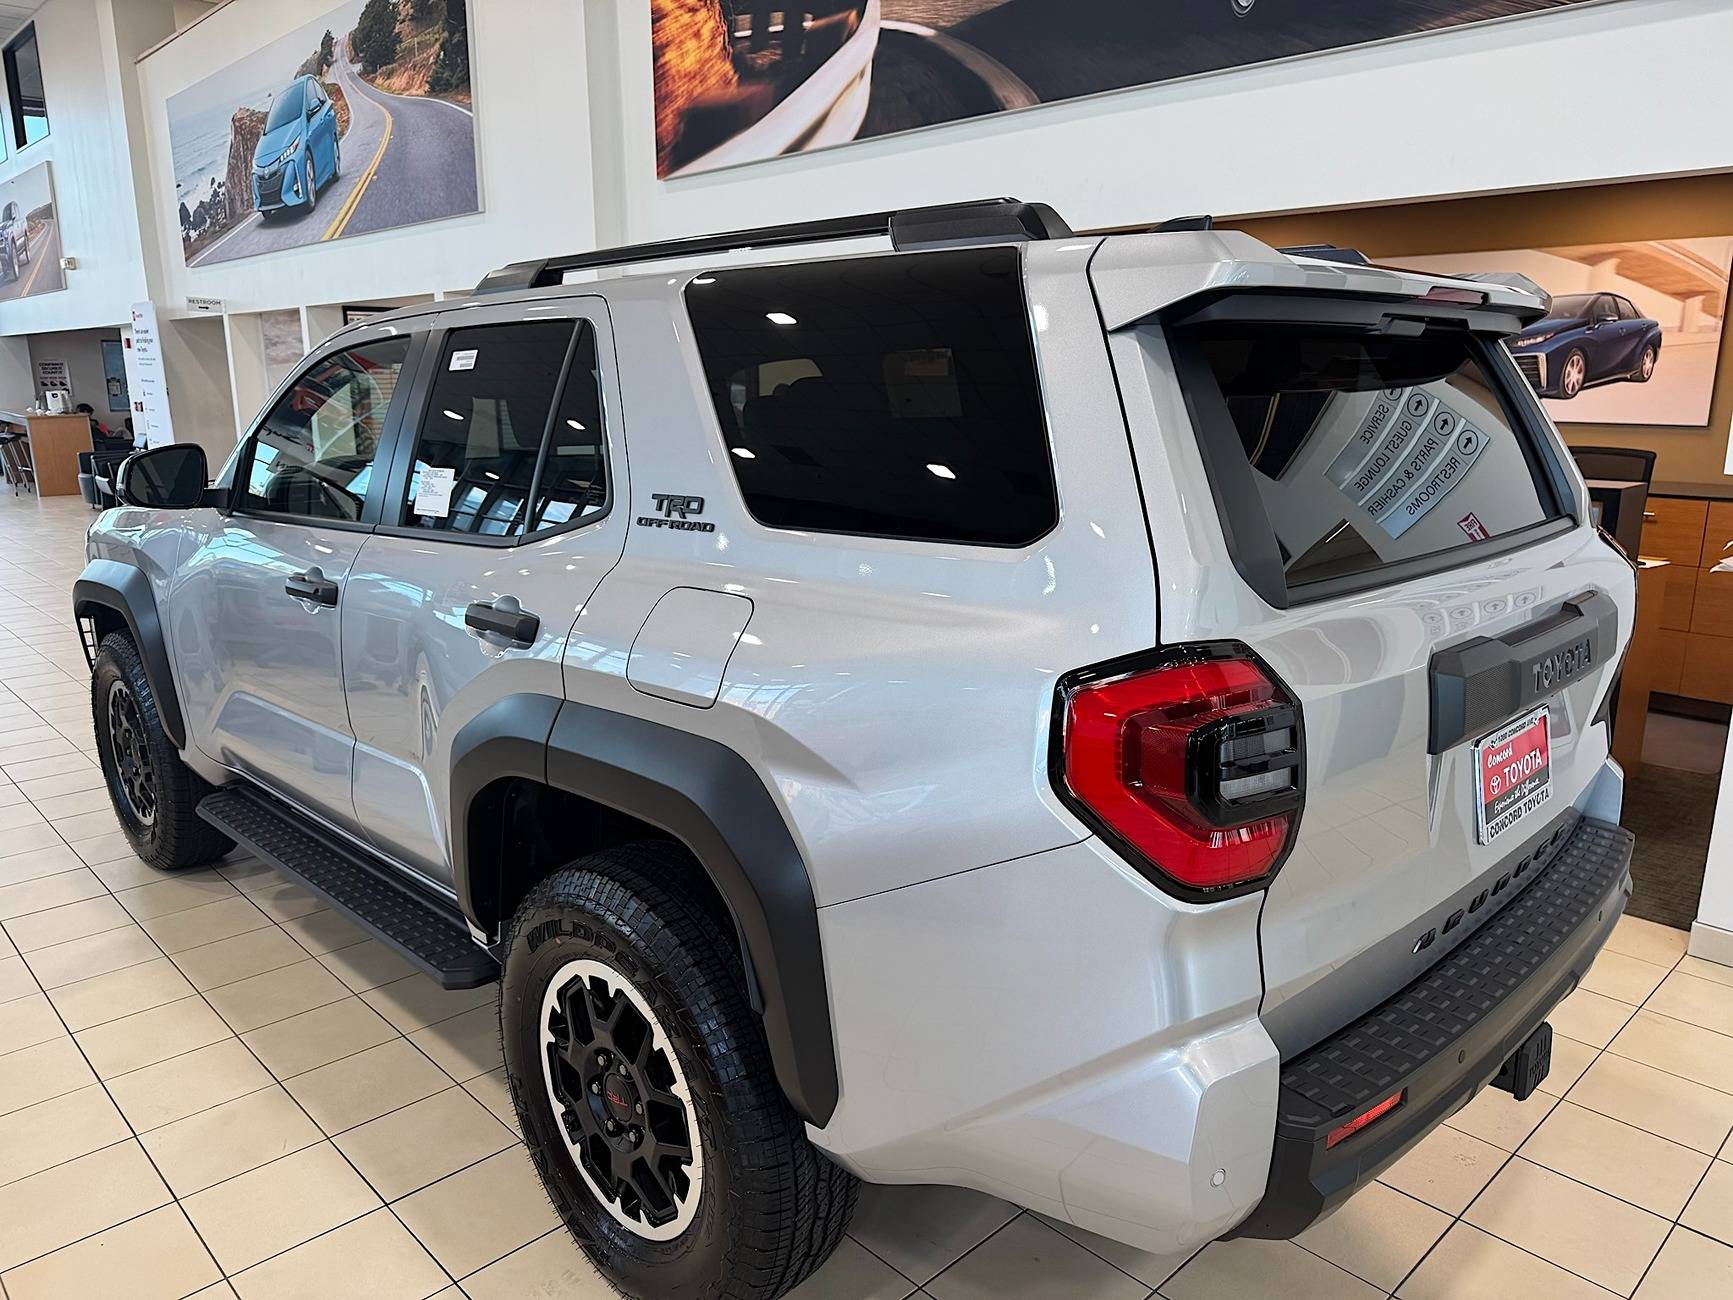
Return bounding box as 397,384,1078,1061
1279,243,1371,266
473,198,1073,295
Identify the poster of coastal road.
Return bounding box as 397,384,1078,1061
0,161,66,303
169,0,476,268
653,0,1612,178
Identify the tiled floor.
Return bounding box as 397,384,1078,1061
2,490,1732,1299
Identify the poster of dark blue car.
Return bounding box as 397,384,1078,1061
167,0,476,268
1398,239,1733,426
652,0,1613,178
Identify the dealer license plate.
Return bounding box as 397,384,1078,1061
1474,705,1552,845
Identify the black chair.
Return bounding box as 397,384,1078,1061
1571,445,1657,486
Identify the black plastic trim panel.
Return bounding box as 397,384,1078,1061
198,785,498,990
1235,816,1633,1239
73,559,187,749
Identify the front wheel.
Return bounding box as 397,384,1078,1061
92,632,233,870
501,844,856,1300
1559,348,1587,399
304,156,318,212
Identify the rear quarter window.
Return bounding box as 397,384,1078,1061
684,248,1057,546
1168,316,1569,602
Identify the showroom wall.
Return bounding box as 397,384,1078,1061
24,326,122,412
1236,174,1733,490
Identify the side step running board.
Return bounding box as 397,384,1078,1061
198,785,499,990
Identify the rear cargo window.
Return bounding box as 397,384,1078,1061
685,248,1057,546
1170,321,1566,600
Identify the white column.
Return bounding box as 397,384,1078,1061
1691,729,1733,967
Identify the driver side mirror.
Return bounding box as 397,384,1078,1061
115,444,209,510
1595,313,1619,325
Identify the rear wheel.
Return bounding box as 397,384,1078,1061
1559,349,1587,399
1636,344,1657,382
91,632,232,870
501,844,856,1300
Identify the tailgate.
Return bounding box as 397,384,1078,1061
1097,262,1635,1057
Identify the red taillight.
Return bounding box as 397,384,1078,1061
1326,1090,1405,1148
1059,650,1302,894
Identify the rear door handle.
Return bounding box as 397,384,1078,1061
465,596,539,645
284,567,338,606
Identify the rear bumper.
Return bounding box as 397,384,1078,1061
1234,813,1633,1239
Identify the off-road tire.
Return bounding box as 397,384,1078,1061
91,631,232,870
501,844,856,1300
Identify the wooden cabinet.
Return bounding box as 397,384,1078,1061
1661,564,1698,631
1645,497,1710,565
1641,494,1733,705
1704,501,1733,568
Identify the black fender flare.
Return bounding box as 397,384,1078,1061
73,559,187,750
450,694,839,1126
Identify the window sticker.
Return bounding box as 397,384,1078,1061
449,349,478,372
413,465,457,518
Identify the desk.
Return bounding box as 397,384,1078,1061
0,410,92,496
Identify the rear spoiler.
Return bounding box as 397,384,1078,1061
1088,230,1552,333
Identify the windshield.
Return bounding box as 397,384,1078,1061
1548,294,1596,320
265,85,304,133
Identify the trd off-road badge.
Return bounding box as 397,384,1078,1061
638,493,716,533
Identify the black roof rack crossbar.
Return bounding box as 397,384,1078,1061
474,198,1072,295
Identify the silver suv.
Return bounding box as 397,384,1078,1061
76,199,1636,1300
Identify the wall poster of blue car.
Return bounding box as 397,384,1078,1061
1396,240,1733,426
167,0,476,268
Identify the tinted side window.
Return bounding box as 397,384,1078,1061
243,337,409,521
402,320,592,537
1617,297,1640,321
686,248,1057,546
530,327,609,531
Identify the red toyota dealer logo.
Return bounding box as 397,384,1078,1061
1458,511,1490,541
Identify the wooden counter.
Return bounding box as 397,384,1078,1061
0,411,93,497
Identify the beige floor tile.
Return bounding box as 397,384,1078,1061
465,1065,518,1126
1632,1226,1733,1299
0,1204,220,1300
117,871,238,922
0,1084,129,1187
1161,1237,1381,1300
72,831,149,868
1678,955,1733,989
1609,1010,1733,1093
1682,1160,1733,1243
1038,1215,1195,1290
1537,1033,1598,1097
140,894,274,955
394,1146,560,1278
1548,988,1637,1049
242,995,398,1079
1296,1181,1448,1291
231,1206,450,1300
1604,915,1690,968
410,1003,502,1082
1395,1222,1617,1299
0,866,105,921
30,786,114,821
22,923,158,990
107,1037,274,1133
1463,1157,1669,1294
88,854,172,892
48,807,122,843
174,926,315,992
1380,1122,1508,1214
1446,1085,1557,1151
3,893,130,952
336,1085,516,1201
0,825,68,863
140,1085,325,1199
76,994,233,1079
0,952,31,1002
215,858,288,894
246,881,327,924
0,800,44,831
361,972,499,1035
0,1035,95,1117
46,955,196,1031
317,938,419,992
0,991,65,1054
5,754,100,786
15,767,106,801
1580,949,1672,1005
460,1229,614,1300
204,959,352,1034
0,1140,171,1272
1521,1100,1710,1218
182,1142,382,1275
285,1037,451,1134
925,1214,1143,1300
850,1184,1021,1285
277,908,370,956
0,844,85,888
1566,1051,1733,1154
1647,970,1733,1037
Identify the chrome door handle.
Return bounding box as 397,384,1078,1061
465,596,539,645
284,567,338,606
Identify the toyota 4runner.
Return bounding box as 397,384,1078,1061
76,199,1636,1300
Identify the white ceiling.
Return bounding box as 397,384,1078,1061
0,2,37,42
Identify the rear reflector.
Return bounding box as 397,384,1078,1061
1057,647,1303,896
1326,1090,1405,1148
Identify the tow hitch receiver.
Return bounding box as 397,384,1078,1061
1492,1022,1553,1101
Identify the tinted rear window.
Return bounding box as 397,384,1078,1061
1171,320,1565,597
685,249,1057,546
